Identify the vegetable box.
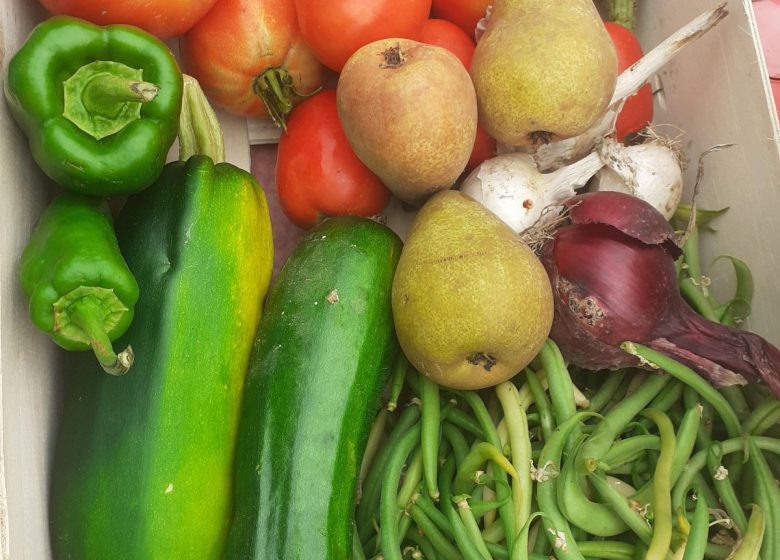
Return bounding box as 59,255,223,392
1,0,779,558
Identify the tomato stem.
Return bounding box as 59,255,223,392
253,68,300,131
604,0,636,31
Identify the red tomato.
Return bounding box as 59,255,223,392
39,0,218,39
276,89,392,229
465,125,497,173
604,21,654,141
180,0,325,120
416,18,475,69
295,0,432,72
430,0,491,40
415,18,496,173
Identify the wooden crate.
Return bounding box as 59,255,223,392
1,1,778,558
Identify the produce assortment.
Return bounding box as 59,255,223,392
4,1,780,560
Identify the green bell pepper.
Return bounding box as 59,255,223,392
4,16,183,196
20,193,139,375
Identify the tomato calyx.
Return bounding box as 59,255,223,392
252,68,321,130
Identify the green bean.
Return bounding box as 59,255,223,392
704,543,734,560
602,435,661,470
397,450,423,510
727,504,765,560
577,540,636,560
412,493,452,537
670,404,704,484
630,455,652,490
536,412,600,560
620,343,741,440
404,528,439,560
632,541,649,560
539,339,581,448
469,494,512,519
363,534,379,557
420,374,441,501
398,514,413,551
496,381,534,541
408,503,462,560
525,368,555,442
672,436,780,516
679,225,720,317
625,420,653,437
766,450,780,478
353,523,368,560
630,402,703,508
480,462,498,530
718,385,751,421
480,517,504,543
681,485,709,560
680,277,720,322
606,460,651,477
379,424,421,560
459,390,517,553
445,407,485,439
360,408,389,498
532,518,551,557
640,409,675,560
452,495,492,560
747,439,779,559
712,254,754,329
558,435,629,536
439,457,488,560
705,442,747,534
511,511,546,559
484,541,510,559
453,441,517,495
578,372,671,473
639,380,685,427
599,373,635,416
588,471,653,546
442,422,470,468
742,398,780,435
625,371,650,398
359,404,421,543
387,354,409,412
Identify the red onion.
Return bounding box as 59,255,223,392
540,191,780,397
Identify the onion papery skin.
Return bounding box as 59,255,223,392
542,192,780,397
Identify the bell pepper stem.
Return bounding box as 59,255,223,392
67,297,134,376
62,60,163,140
81,74,160,115
178,74,226,163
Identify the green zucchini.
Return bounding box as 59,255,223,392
225,216,403,559
49,156,274,559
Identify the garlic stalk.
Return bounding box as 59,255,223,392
524,3,729,172
460,150,605,235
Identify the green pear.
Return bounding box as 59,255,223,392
391,190,553,390
470,0,618,147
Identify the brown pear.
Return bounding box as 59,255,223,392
470,0,618,147
337,38,478,205
391,190,554,390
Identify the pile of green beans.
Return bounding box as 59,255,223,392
352,221,780,560
354,344,780,560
